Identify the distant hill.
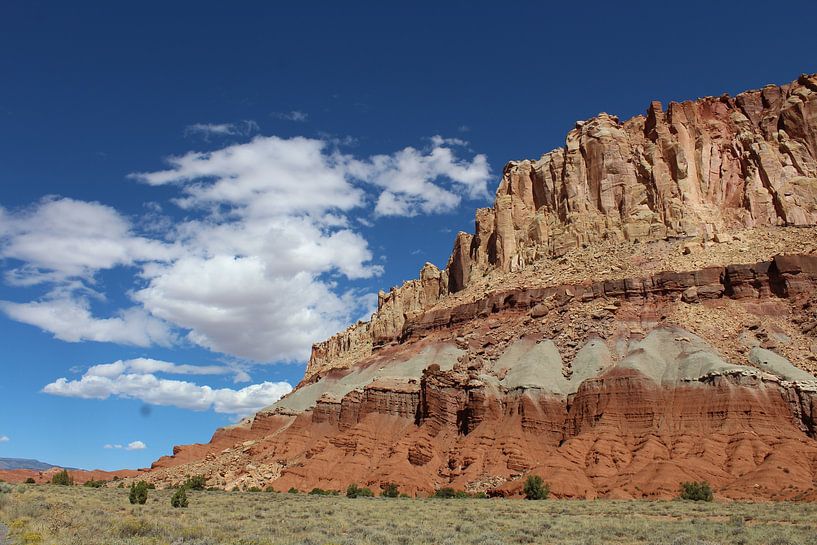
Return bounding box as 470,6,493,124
0,458,68,471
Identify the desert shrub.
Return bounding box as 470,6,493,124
346,484,374,498
50,470,73,486
287,487,298,494
0,482,12,493
21,531,43,545
83,479,105,488
523,475,549,500
264,486,276,492
184,475,207,490
380,482,399,498
247,486,261,492
118,517,157,537
679,481,713,502
24,478,36,484
129,481,149,505
171,487,189,508
433,487,469,499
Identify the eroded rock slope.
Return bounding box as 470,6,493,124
143,74,817,499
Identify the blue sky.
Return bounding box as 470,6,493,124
1,1,815,470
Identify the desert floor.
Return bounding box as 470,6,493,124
2,484,817,545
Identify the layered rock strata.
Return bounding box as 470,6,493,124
142,75,817,500
308,74,817,380
142,254,817,499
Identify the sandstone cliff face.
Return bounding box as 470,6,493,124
307,74,817,380
142,75,817,500
142,254,817,498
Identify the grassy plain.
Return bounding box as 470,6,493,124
2,484,817,545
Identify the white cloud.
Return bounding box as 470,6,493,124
130,136,366,217
44,363,292,416
184,120,258,140
1,133,491,366
344,139,492,217
135,257,364,361
270,110,308,122
0,298,175,347
84,357,238,379
0,435,9,443
126,441,146,450
103,441,147,450
430,135,468,147
0,197,175,283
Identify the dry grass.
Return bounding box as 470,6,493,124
2,484,817,545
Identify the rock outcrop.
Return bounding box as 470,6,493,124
141,75,817,500
307,74,817,381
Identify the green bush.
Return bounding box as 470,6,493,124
288,487,299,494
248,486,261,492
24,477,36,484
679,481,713,501
523,475,549,500
83,479,105,488
128,481,149,505
433,487,471,499
171,487,189,508
183,475,207,491
50,470,73,486
309,487,334,495
380,482,399,498
346,484,374,498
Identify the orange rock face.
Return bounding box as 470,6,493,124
140,75,817,500
307,74,817,381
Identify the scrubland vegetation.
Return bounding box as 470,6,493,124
2,483,817,545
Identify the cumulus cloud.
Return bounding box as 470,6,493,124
0,197,175,283
0,298,175,347
135,257,364,361
83,357,238,379
1,133,491,366
344,138,492,216
130,136,365,217
0,435,9,443
44,358,292,416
